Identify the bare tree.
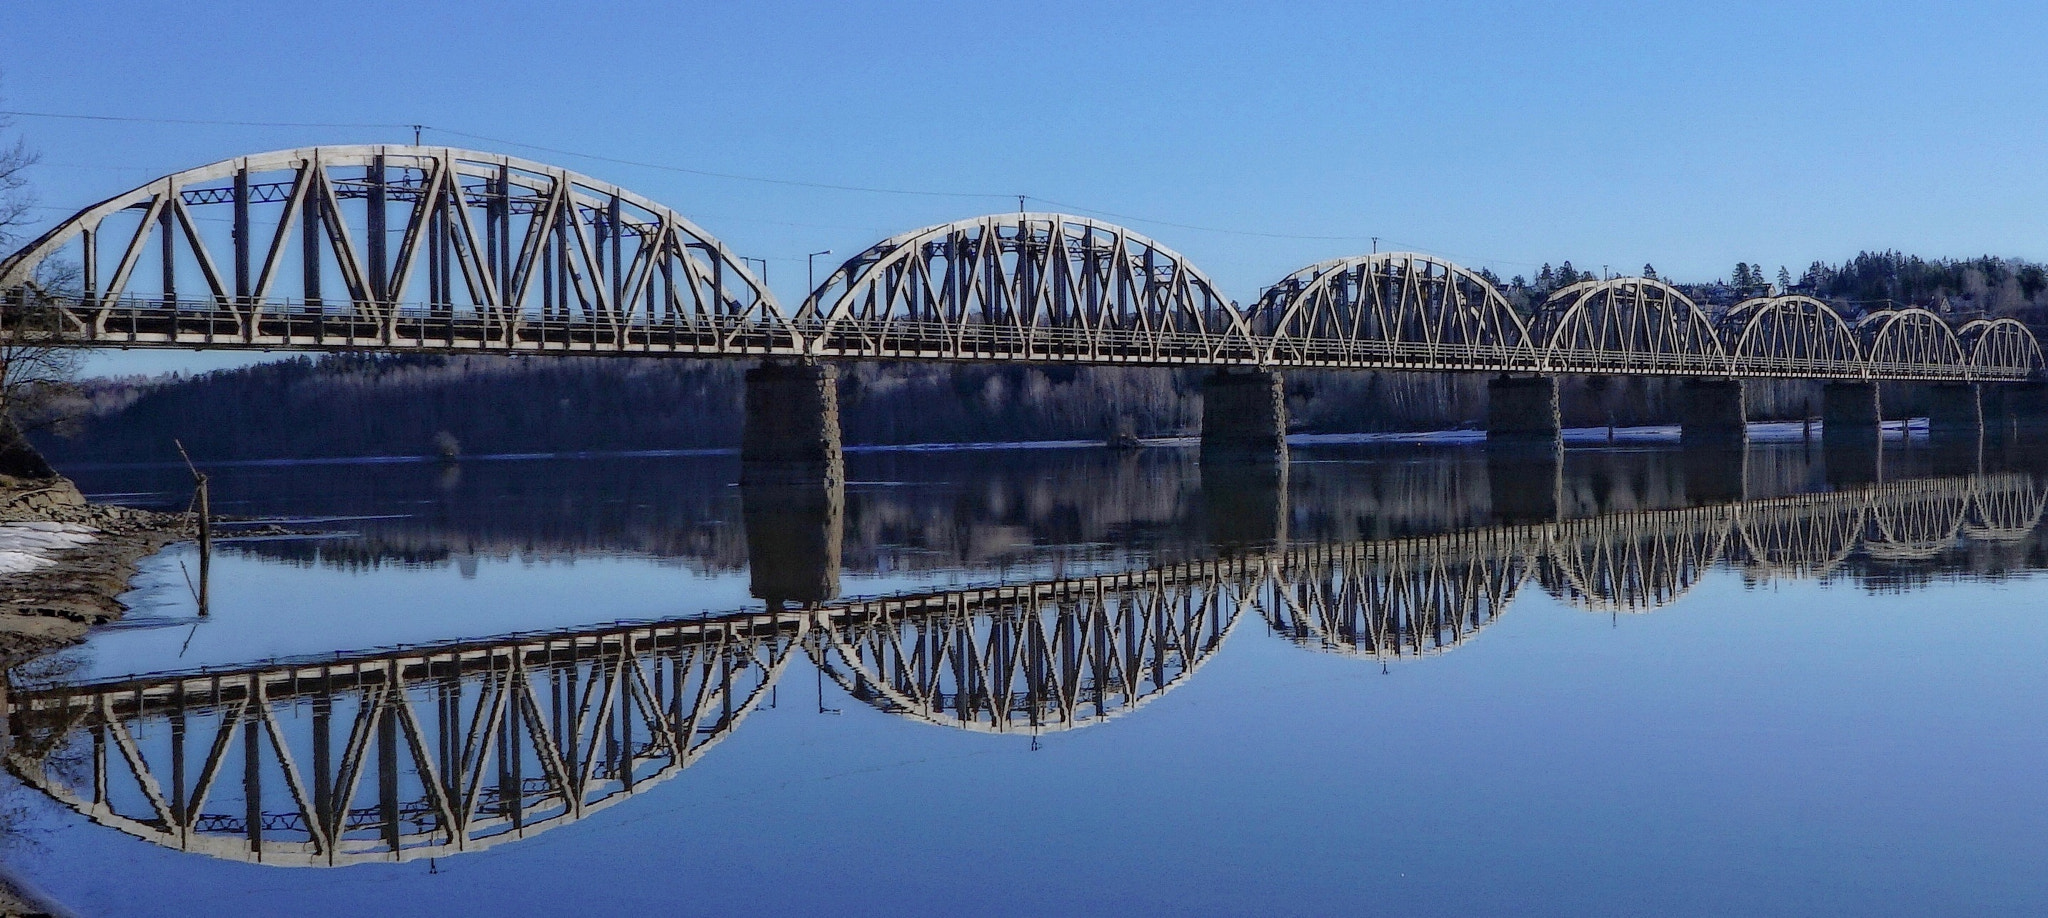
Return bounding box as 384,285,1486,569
0,98,74,477
0,112,31,250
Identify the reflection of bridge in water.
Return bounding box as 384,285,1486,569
6,470,2043,866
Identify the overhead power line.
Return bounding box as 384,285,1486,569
0,107,1520,257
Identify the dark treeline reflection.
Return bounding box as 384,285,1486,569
56,439,2048,586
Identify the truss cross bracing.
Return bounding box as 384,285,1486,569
2,147,2038,383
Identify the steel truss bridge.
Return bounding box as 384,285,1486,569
7,470,2039,868
1,145,2040,383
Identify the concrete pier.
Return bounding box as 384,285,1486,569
1486,376,1560,446
1678,379,1747,448
1821,382,1881,448
1987,382,2048,442
1926,383,1981,444
742,360,842,476
1200,370,1288,464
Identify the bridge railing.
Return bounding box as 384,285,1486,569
6,293,2038,381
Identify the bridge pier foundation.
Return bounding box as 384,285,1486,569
1485,375,1560,446
1926,383,1981,444
1822,382,1882,485
1821,382,1881,448
1678,379,1747,448
1987,382,2048,443
741,360,843,479
1200,370,1288,464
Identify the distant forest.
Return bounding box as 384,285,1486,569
26,251,2042,465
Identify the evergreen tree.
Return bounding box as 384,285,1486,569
1558,261,1580,286
1642,264,1658,280
1732,263,1753,288
1777,266,1793,291
1537,264,1555,290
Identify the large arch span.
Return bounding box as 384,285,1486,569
1,147,2041,381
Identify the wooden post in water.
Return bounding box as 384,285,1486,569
175,440,210,616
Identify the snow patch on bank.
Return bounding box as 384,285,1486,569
0,522,100,575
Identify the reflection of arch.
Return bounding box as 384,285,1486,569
1959,317,2046,381
1733,495,1867,580
1723,296,1866,379
1966,473,2048,541
1540,506,1734,612
1249,253,1538,371
5,614,804,867
1858,309,1969,381
801,213,1257,365
0,145,789,352
1863,481,1970,561
811,560,1249,734
1262,530,1535,660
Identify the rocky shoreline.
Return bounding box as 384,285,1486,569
0,476,190,666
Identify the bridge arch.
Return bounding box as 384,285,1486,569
0,145,791,351
1722,295,1866,379
1732,495,1867,581
800,213,1257,365
1262,533,1533,661
1958,317,2045,381
3,616,804,867
809,563,1247,734
1538,506,1733,613
1863,481,1970,561
1539,277,1729,376
1857,309,1969,381
1964,473,2048,543
1247,252,1538,371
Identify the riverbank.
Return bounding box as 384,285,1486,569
0,475,188,665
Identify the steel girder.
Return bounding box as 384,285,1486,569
1,148,2043,382
0,146,797,356
1247,252,1540,372
1858,308,1971,383
800,213,1259,365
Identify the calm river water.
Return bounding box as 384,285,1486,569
2,437,2046,916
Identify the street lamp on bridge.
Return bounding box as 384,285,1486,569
808,250,834,294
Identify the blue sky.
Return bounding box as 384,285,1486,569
4,0,2045,374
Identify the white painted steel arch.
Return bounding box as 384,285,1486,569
1723,295,1867,379
1539,277,1729,376
1858,309,1970,382
0,145,796,353
1959,317,2046,380
799,212,1259,365
1249,252,1540,372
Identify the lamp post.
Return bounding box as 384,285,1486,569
808,250,833,294
741,256,768,285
